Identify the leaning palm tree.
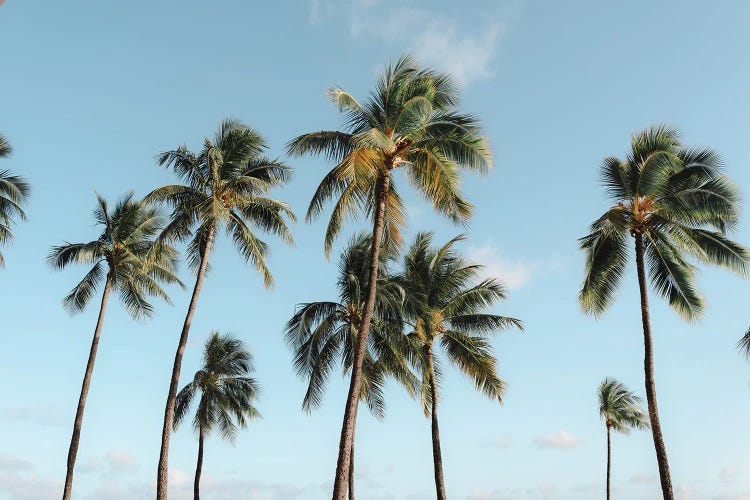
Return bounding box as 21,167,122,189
0,132,30,267
174,331,260,500
598,378,649,500
148,119,295,499
579,124,750,500
287,55,492,499
49,193,182,500
284,233,417,500
399,232,522,500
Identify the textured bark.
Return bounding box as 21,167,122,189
606,426,611,500
426,343,447,500
634,234,674,500
62,279,112,500
348,435,354,500
330,173,390,500
194,426,204,500
157,226,215,500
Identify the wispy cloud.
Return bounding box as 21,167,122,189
308,0,520,85
629,473,657,484
719,466,739,481
0,456,32,472
466,244,562,289
533,430,579,449
0,405,65,426
481,436,513,450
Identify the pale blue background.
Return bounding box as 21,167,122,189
1,1,749,499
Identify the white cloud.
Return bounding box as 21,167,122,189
105,452,139,474
0,456,32,472
466,244,542,289
534,430,579,449
309,0,518,85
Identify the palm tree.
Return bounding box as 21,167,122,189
399,232,522,500
579,124,750,500
598,378,649,500
174,331,260,500
0,132,30,267
737,329,750,357
147,119,295,499
284,233,417,500
287,55,492,499
49,193,182,500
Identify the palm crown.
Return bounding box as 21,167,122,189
48,193,182,317
598,378,649,433
580,124,750,320
287,55,492,255
174,332,260,441
0,132,30,267
147,119,296,286
284,233,417,418
400,232,522,412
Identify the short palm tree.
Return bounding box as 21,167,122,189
598,378,649,500
284,233,417,500
147,119,295,499
174,331,260,500
399,232,522,500
287,55,492,499
49,193,181,500
579,124,750,500
0,132,30,267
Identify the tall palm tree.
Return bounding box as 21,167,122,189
174,331,260,500
598,378,649,500
0,132,30,267
399,232,522,500
737,329,750,357
579,124,750,500
284,233,417,500
287,55,492,499
49,193,182,500
147,119,295,499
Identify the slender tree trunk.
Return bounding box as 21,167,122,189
331,173,391,500
606,425,611,500
194,425,204,500
426,342,447,500
634,233,674,500
348,434,355,500
62,279,112,500
156,226,215,500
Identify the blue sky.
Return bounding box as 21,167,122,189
1,1,750,499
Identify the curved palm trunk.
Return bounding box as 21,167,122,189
426,343,447,500
194,425,204,500
331,173,390,500
634,234,674,500
157,226,215,500
62,279,112,500
606,426,611,500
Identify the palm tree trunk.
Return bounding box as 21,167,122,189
157,226,215,500
194,425,204,500
634,233,674,500
331,173,390,500
426,342,447,500
606,425,611,500
348,434,355,500
62,279,112,500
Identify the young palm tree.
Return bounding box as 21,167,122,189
0,132,30,267
287,55,492,499
580,124,750,500
174,331,260,500
598,378,649,500
49,193,182,500
399,232,522,500
147,119,295,499
284,233,417,500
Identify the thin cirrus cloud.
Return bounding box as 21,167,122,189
466,244,561,290
308,0,518,85
533,430,579,449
